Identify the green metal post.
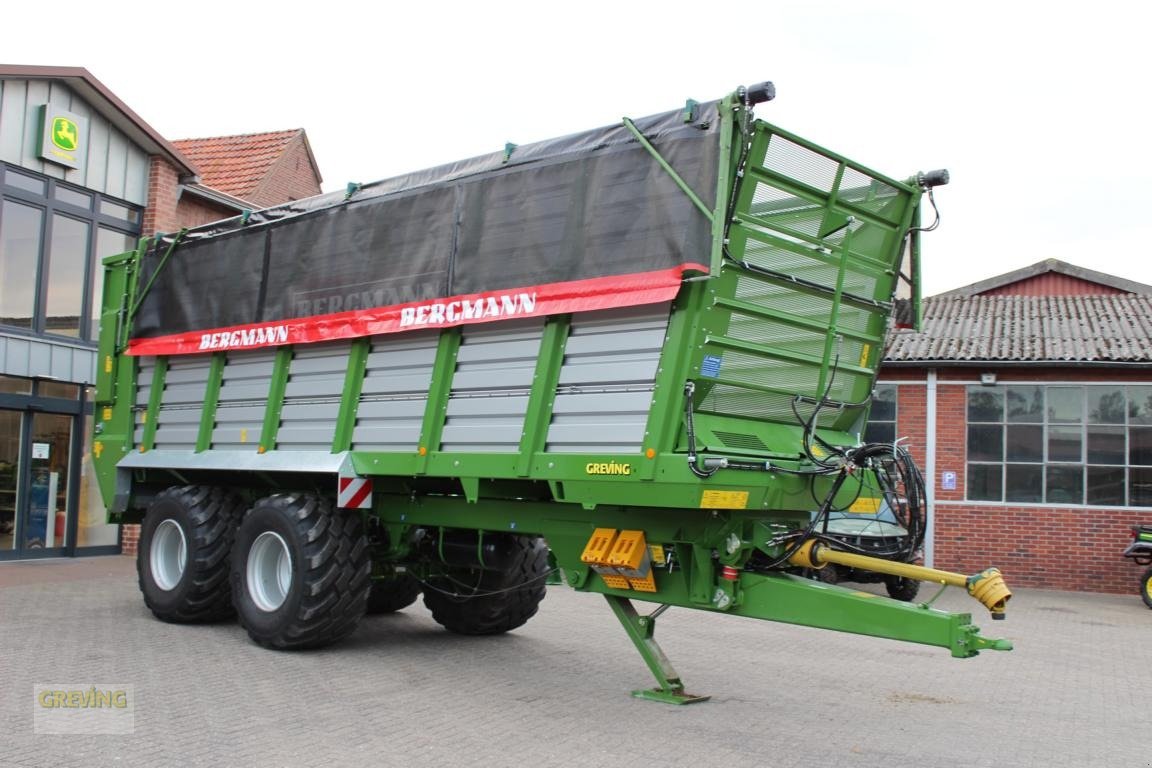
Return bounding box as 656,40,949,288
604,596,710,705
127,230,186,324
516,316,569,476
417,328,461,472
139,357,168,452
259,347,293,452
333,338,370,452
621,118,713,223
195,353,226,452
710,94,738,275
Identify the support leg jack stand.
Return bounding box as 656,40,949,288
604,595,710,704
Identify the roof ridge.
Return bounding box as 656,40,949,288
172,128,302,144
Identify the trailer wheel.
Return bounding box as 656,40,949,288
365,573,421,614
1141,568,1152,610
231,493,371,649
137,485,244,623
423,535,549,635
885,575,921,602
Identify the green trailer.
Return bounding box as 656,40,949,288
92,82,1010,703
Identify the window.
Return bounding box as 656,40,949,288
864,383,897,444
966,384,1152,506
45,214,91,337
0,164,140,342
0,200,43,329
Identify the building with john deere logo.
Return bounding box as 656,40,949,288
0,64,321,561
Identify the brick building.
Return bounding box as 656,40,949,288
880,259,1152,593
0,65,321,560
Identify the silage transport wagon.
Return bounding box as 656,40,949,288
92,82,1011,703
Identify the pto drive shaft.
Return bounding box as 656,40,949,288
789,540,1012,619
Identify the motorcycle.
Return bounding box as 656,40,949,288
1122,525,1152,609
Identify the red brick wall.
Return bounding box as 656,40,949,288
143,157,181,236
882,366,1152,594
121,524,140,557
933,503,1148,593
174,195,239,229
249,134,322,208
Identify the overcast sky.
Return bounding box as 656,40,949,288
5,0,1149,295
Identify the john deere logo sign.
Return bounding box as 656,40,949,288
39,106,87,170
52,118,79,151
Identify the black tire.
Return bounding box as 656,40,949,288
422,535,549,635
885,575,921,602
231,493,371,649
365,573,421,614
137,485,244,623
1141,568,1152,610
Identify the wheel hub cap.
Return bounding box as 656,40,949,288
248,531,293,612
150,519,187,591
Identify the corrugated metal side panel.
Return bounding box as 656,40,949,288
546,304,670,453
133,357,156,447
0,80,28,165
440,319,543,453
0,334,96,383
84,108,110,194
211,349,276,450
352,330,438,452
277,341,348,451
0,79,148,204
153,356,211,450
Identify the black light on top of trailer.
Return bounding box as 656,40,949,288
740,81,776,105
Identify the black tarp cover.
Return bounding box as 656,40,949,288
128,102,721,356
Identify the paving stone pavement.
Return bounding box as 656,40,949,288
0,556,1149,768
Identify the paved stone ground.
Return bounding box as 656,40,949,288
0,556,1149,768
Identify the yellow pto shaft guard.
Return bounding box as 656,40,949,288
789,540,1011,619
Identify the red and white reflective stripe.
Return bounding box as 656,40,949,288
125,264,707,357
337,476,373,509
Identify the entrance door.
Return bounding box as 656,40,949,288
21,413,73,550
0,409,19,551
0,378,113,559
0,406,76,557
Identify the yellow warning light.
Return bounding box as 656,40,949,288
418,446,427,456
646,448,656,459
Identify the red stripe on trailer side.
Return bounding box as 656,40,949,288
124,264,706,356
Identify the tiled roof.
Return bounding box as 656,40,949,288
885,295,1152,363
172,129,303,199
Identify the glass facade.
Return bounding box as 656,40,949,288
0,163,141,342
0,162,141,558
966,384,1152,507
